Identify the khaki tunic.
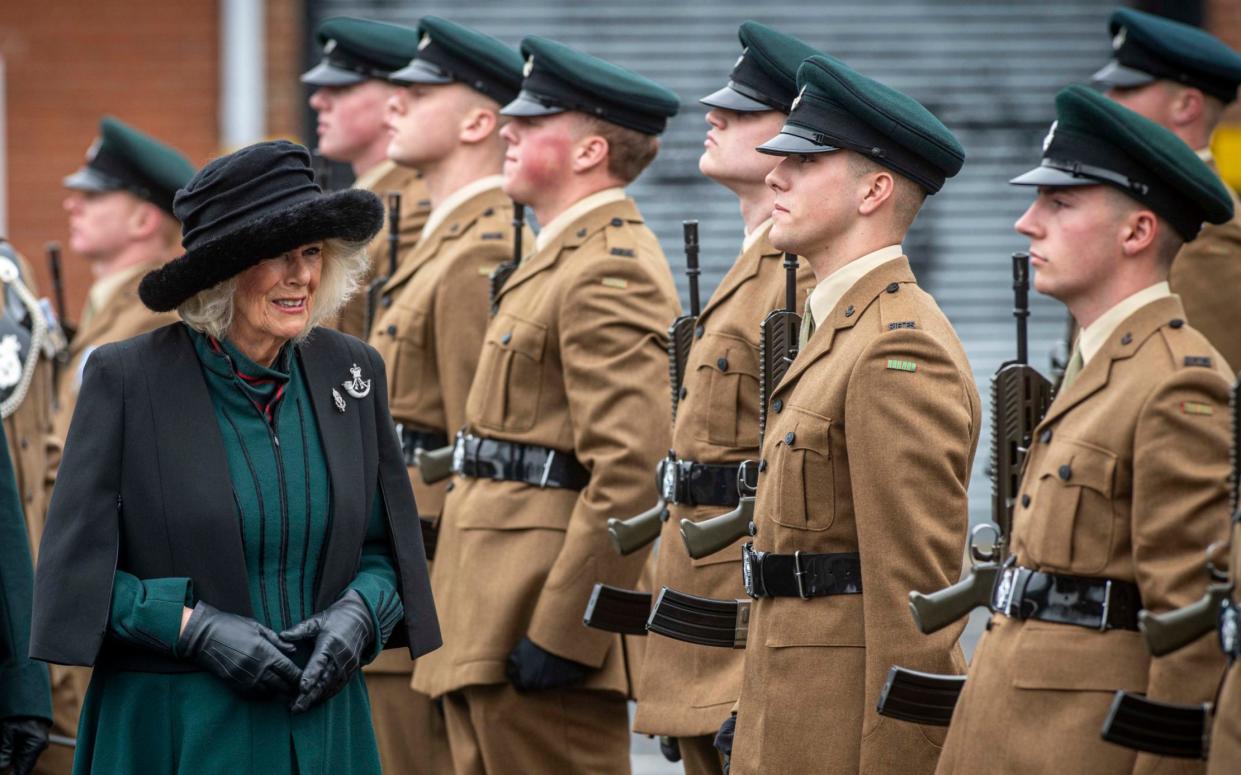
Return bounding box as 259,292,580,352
1169,162,1241,375
731,257,981,775
1209,517,1241,774
52,260,178,445
632,229,814,739
412,196,679,699
938,296,1231,775
334,162,431,339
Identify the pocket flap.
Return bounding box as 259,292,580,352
785,407,831,456
1037,440,1116,497
696,333,759,378
1011,622,1148,692
490,314,547,361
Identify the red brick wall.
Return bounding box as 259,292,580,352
0,0,220,312
267,0,306,143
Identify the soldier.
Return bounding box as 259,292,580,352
630,22,817,775
56,117,194,444
0,428,51,775
366,17,528,775
1091,8,1241,374
936,86,1235,773
302,17,432,338
410,36,680,772
724,55,980,774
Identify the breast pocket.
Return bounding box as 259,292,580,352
766,405,835,532
1025,439,1117,574
693,333,761,449
472,313,547,433
390,302,432,398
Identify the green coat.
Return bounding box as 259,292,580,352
0,422,51,722
72,332,401,775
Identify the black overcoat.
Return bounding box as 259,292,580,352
29,323,440,670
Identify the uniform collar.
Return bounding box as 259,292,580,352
84,258,160,327
419,175,505,243
1078,281,1171,365
352,159,399,192
742,217,774,254
808,244,904,327
533,186,626,254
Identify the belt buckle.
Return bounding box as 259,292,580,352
792,550,809,600
660,457,677,502
1220,601,1239,659
450,432,466,475
742,542,759,598
1097,579,1113,632
539,449,557,488
994,565,1020,618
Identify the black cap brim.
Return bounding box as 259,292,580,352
700,85,773,113
1091,60,1157,90
756,130,840,156
1009,165,1100,187
389,58,454,86
301,61,368,87
63,167,124,193
500,91,566,118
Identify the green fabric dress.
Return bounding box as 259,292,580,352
72,330,403,775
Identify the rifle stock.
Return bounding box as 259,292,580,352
607,500,668,556
1101,691,1209,759
876,667,966,726
681,496,754,559
416,445,455,484
908,562,1000,635
1139,582,1231,657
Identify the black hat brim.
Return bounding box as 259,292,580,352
138,189,383,312
700,85,773,112
500,92,566,118
1009,165,1100,188
1091,60,1157,89
301,61,368,87
63,166,124,193
756,131,840,156
389,59,453,86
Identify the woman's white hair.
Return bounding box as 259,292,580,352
177,238,370,344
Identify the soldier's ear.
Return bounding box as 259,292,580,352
1168,85,1207,128
127,200,164,242
1118,207,1159,259
460,107,499,145
571,133,610,176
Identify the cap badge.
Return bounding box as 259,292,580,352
791,85,806,112
734,48,747,69
1112,26,1127,51
523,56,534,77
85,138,101,163
419,33,432,50
324,38,337,55
1042,120,1058,153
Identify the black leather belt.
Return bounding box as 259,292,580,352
451,432,590,491
659,455,741,508
991,564,1141,632
1219,600,1240,659
742,542,863,599
395,424,450,467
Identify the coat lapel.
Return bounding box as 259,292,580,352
699,241,776,322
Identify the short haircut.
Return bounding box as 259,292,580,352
846,152,927,230
1102,186,1183,268
577,115,661,184
178,237,369,344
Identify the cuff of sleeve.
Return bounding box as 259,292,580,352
0,663,52,721
347,582,404,661
140,578,194,656
528,588,612,669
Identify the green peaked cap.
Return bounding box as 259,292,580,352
63,116,196,217
389,17,524,105
758,54,965,194
1011,84,1233,241
701,21,824,114
302,17,422,86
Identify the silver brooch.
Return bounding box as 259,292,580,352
342,363,371,399
332,387,346,413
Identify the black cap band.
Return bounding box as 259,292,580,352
1114,39,1238,103
518,68,668,134
396,38,519,104
725,50,795,113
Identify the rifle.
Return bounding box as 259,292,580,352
583,583,652,636
1100,691,1210,759
645,586,750,648
418,204,527,486
879,252,1052,726
606,222,703,555
45,242,74,342
363,192,401,337
681,253,800,559
310,151,334,191
1138,378,1241,655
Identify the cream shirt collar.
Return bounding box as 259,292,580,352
807,245,904,327
742,218,774,255
85,260,150,325
352,159,399,192
533,187,627,254
1078,281,1171,365
419,175,505,242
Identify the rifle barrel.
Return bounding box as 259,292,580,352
783,253,797,312
1011,252,1030,365
513,203,526,264
683,221,701,317
386,192,402,278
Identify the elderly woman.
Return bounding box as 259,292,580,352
29,140,439,774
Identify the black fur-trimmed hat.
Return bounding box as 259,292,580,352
138,140,383,312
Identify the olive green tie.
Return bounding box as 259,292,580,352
798,310,816,349
1060,343,1084,390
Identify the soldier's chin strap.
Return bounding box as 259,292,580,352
0,255,47,419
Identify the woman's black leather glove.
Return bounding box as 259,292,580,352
0,717,50,775
504,636,591,692
176,601,300,698
280,590,375,714
714,714,736,774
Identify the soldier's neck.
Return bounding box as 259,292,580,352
531,175,623,229
350,139,393,180
735,182,777,236
90,240,168,281
422,148,504,209
804,224,904,283
1067,266,1168,331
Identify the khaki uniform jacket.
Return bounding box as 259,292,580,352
366,183,530,675
632,229,814,738
412,196,679,699
52,260,178,446
1209,513,1241,775
938,296,1231,775
1169,162,1241,375
334,162,431,339
731,257,981,775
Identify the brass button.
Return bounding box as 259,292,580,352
785,431,796,445
773,398,783,413
1059,465,1072,481
501,332,513,345
717,358,728,372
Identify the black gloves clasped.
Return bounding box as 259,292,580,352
280,590,375,714
714,714,736,774
176,601,301,699
0,717,51,775
505,636,591,692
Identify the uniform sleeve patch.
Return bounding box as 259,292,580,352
1184,356,1213,368
888,321,917,330
609,247,635,258
1181,401,1214,416
601,277,628,289
480,231,504,240
886,359,917,372
478,264,498,276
